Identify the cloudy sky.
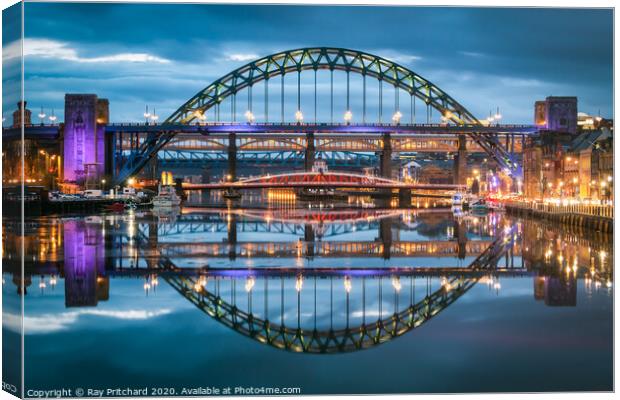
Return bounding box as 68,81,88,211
2,3,614,124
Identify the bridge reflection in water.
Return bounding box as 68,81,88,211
2,208,612,354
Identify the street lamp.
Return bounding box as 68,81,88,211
143,105,151,124
295,110,304,124
150,109,159,124
344,276,352,293
344,110,353,125
494,106,502,123
392,111,402,125
38,107,46,125
48,109,57,123
572,177,578,198
244,110,255,124
195,110,207,124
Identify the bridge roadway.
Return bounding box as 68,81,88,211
142,240,501,259
10,265,532,279
3,122,537,140
104,122,538,135
115,128,527,153
180,171,465,191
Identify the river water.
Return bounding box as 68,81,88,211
2,195,613,395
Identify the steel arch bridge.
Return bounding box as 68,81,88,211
154,226,515,353
116,47,520,184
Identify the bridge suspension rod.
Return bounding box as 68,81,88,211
232,93,236,123
395,85,399,113
346,70,350,111
411,92,415,124
330,69,334,124
281,74,285,123
314,69,317,124
297,70,301,113
379,79,383,123
363,74,367,124
265,78,269,123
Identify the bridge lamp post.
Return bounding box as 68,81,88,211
38,107,46,125
143,105,151,124
494,107,502,125
572,177,579,198
150,109,159,125
344,110,353,125
392,111,402,125
295,110,304,125
195,111,207,125
48,110,57,124
600,181,609,202
245,110,255,124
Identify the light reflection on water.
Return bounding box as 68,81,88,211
1,203,613,393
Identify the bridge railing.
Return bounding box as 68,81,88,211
506,200,614,219
104,121,536,127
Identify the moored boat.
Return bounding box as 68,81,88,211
152,184,182,208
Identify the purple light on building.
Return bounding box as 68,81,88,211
63,94,106,183
63,219,107,307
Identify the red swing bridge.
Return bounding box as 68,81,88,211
181,171,465,193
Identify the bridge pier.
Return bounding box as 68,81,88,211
146,155,158,181
228,133,237,181
305,132,315,171
378,133,393,198
398,188,412,207
227,212,237,261
455,219,467,259
304,224,315,259
379,218,392,260
148,219,159,249
380,133,392,179
453,135,467,186
226,133,240,198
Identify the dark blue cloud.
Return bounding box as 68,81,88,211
4,4,613,124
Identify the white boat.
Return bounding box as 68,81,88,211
152,185,182,208
451,192,464,207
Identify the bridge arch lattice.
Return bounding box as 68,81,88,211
118,47,519,184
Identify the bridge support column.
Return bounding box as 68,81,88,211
380,133,392,179
379,133,393,198
379,218,392,260
228,133,237,181
398,188,412,207
147,155,158,181
455,219,467,260
454,135,467,186
305,132,315,171
227,212,237,261
226,133,240,198
304,224,315,259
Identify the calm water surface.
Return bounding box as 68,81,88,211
2,196,613,395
